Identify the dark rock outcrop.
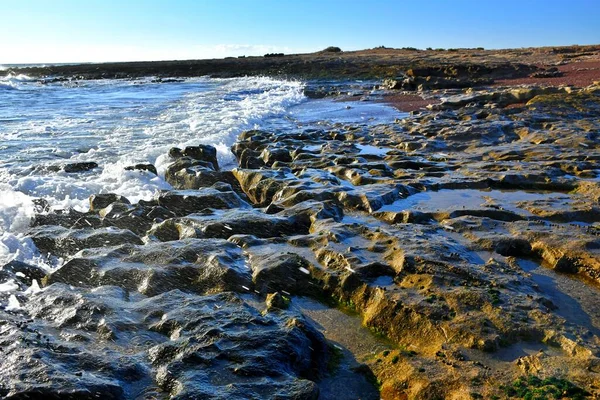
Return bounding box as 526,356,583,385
124,163,158,175
0,286,329,399
45,238,252,296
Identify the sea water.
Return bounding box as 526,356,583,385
0,73,400,276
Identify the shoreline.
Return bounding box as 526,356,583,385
2,44,599,82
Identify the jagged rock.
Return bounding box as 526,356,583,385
45,238,252,296
155,188,250,216
63,162,99,173
432,86,569,110
32,209,105,229
29,225,143,258
0,286,328,399
248,252,315,295
238,148,266,169
89,193,131,211
0,260,46,287
530,67,563,78
265,292,290,311
124,163,158,175
148,208,306,242
261,147,292,166
169,144,219,170
232,168,298,206
165,158,243,192
277,200,344,225
32,198,51,213
98,202,134,218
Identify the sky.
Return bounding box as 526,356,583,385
1,0,599,64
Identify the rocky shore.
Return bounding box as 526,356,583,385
3,44,600,83
2,46,600,399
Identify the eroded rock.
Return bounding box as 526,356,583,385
46,238,252,296
0,286,329,399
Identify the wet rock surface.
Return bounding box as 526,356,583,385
0,287,329,399
3,82,600,399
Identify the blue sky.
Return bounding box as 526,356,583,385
1,0,599,63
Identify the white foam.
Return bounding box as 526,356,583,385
0,73,35,90
0,76,307,272
24,279,42,294
3,73,34,82
0,280,19,293
0,185,34,264
356,144,391,156
5,294,21,310
0,185,35,233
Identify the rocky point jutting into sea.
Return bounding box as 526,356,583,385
1,45,600,399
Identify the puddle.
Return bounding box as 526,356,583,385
356,144,392,156
303,144,322,152
283,98,402,127
462,341,562,374
302,143,393,158
434,227,600,336
370,275,395,286
438,228,496,265
292,297,393,361
291,296,391,400
377,188,571,217
518,258,600,336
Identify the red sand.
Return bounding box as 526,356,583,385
383,61,600,112
495,61,600,87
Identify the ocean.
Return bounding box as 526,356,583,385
0,73,400,275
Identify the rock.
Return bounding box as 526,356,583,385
155,188,250,216
261,147,292,166
530,67,563,78
277,200,344,226
265,292,290,311
168,147,183,158
32,209,106,229
381,78,404,90
238,148,266,169
249,252,315,295
165,158,243,192
89,193,130,211
0,260,46,287
232,169,297,206
98,202,134,219
148,208,306,241
0,285,328,399
432,87,569,110
124,163,158,175
45,238,252,296
169,145,219,171
29,225,143,258
63,161,99,173
32,198,51,213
